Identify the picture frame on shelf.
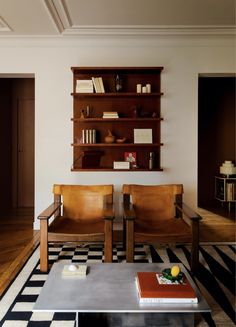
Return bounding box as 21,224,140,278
134,129,153,144
124,152,137,168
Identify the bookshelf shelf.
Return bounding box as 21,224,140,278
71,118,163,122
71,92,163,98
214,175,236,212
72,143,164,147
71,168,164,172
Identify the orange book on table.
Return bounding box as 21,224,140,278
136,272,198,303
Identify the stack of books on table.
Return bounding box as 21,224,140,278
136,271,198,303
103,111,119,118
76,79,94,93
62,264,87,278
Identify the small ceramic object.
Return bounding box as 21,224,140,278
136,84,142,93
149,152,154,170
146,83,151,93
68,264,77,271
116,137,126,143
80,109,85,118
105,130,115,143
115,74,123,92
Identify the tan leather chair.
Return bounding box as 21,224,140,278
38,184,114,272
122,184,202,272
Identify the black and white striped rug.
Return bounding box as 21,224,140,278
0,243,235,326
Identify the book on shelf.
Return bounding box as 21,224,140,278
82,129,96,144
103,111,119,118
92,77,105,93
226,182,235,201
76,79,94,93
98,77,105,93
136,271,198,303
113,161,130,169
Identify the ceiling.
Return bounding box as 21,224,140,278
0,0,235,36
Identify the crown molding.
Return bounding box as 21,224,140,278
61,25,236,36
43,0,72,33
43,1,236,37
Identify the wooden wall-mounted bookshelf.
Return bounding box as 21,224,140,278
71,67,163,171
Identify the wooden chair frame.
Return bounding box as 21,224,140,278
38,186,114,272
122,184,202,273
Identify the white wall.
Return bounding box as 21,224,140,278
0,35,234,229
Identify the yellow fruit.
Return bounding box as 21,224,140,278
171,265,180,277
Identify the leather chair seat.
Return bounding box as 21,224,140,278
49,216,104,235
134,218,192,243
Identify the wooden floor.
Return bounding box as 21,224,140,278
0,206,235,298
197,206,235,242
0,208,39,298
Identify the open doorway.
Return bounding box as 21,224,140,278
0,76,36,295
0,76,35,215
198,75,235,217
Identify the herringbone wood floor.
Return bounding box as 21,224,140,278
0,208,39,298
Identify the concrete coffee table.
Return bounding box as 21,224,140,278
33,262,210,327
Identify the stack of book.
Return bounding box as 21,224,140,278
103,111,119,118
92,77,105,93
136,271,198,303
76,79,94,93
226,182,236,201
82,129,96,144
62,264,87,278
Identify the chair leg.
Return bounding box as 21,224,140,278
126,220,134,262
104,219,113,262
191,244,199,273
191,220,200,273
123,218,126,251
40,220,49,272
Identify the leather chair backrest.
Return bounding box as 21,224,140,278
123,184,183,223
53,184,113,221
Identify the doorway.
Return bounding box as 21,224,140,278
198,75,235,215
0,76,35,213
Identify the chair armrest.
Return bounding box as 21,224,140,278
103,202,115,220
175,203,202,222
38,202,62,220
123,203,136,220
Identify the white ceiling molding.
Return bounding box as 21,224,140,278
43,0,72,33
61,25,236,37
42,0,236,37
0,16,11,32
0,1,229,37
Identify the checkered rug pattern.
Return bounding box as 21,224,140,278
0,243,235,327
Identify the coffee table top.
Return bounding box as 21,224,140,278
34,263,210,313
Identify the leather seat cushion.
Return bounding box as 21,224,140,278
48,216,104,234
134,218,192,243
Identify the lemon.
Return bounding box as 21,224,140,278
171,265,180,277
